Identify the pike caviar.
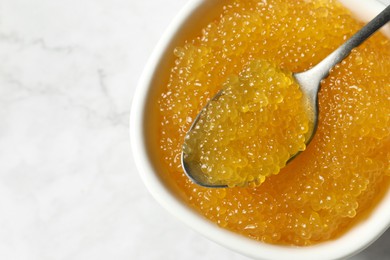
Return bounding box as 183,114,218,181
157,0,390,245
183,60,312,187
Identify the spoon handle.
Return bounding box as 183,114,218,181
312,4,390,80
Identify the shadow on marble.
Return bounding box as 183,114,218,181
353,228,390,259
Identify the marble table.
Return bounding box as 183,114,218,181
0,0,389,259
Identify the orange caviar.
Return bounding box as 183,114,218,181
183,60,312,187
157,0,390,245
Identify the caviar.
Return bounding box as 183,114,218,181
157,0,390,245
183,60,311,187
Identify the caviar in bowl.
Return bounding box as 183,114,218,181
130,0,390,259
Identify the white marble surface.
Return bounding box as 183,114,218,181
0,0,389,259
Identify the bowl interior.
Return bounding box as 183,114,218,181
131,0,390,259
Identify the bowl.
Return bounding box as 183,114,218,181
130,0,390,259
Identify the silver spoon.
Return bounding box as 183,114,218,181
182,5,390,188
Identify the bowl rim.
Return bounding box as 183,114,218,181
130,0,390,259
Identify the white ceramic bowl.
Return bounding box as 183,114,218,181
130,1,390,259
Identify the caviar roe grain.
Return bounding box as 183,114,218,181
157,0,390,246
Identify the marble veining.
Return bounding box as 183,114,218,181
0,0,389,259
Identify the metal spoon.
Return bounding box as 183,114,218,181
182,5,390,188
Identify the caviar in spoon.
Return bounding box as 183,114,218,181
183,60,313,187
